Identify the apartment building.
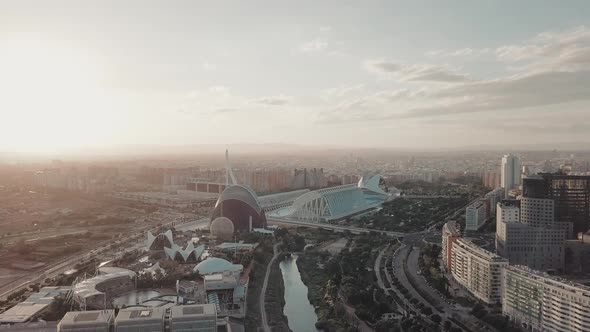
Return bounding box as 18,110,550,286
465,200,487,231
450,238,508,304
442,220,461,271
502,265,590,332
496,200,568,272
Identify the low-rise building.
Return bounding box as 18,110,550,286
115,308,166,332
58,310,115,332
57,305,219,332
193,258,247,318
502,265,590,332
450,238,508,304
170,304,216,332
72,267,136,310
0,286,72,324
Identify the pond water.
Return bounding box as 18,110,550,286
279,255,319,332
112,290,161,307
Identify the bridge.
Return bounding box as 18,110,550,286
266,217,406,238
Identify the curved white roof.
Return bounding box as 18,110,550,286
271,177,390,222
73,267,136,299
145,230,174,250
163,242,206,262
193,257,243,275
214,185,261,213
358,174,388,196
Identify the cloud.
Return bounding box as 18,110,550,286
250,95,292,106
364,59,470,82
321,84,365,99
208,86,230,94
495,25,590,71
319,26,332,33
202,62,217,71
316,88,430,123
214,108,238,113
299,39,328,53
401,70,590,118
425,48,491,57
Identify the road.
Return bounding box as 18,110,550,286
391,232,496,332
0,216,202,300
374,246,389,292
260,243,279,332
267,218,405,237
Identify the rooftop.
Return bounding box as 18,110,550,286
170,304,216,318
456,238,507,262
193,257,243,275
115,308,166,322
73,267,136,299
215,242,258,251
0,287,72,323
59,310,115,326
507,265,590,293
468,200,485,209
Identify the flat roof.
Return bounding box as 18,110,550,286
456,238,507,262
215,242,258,250
170,304,216,318
204,274,224,281
115,308,166,322
0,287,71,323
59,310,115,326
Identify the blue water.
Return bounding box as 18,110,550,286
280,255,319,332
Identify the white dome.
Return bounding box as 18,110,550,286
193,257,243,275
210,217,234,239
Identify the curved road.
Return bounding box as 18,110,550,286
260,243,279,332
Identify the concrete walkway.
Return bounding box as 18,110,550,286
260,243,279,332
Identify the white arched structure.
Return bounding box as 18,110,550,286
164,242,206,262
145,230,174,250
271,174,391,223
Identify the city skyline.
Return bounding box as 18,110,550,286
2,1,590,153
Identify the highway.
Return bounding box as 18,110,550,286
267,218,406,237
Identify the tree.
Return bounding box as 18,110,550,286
421,306,432,315
443,320,452,331
430,313,442,325
274,228,288,238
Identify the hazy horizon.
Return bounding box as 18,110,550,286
2,0,590,153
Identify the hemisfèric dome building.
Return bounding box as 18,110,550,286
210,185,267,232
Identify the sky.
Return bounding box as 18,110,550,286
1,0,590,152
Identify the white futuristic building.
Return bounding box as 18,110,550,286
145,231,205,262
73,267,137,310
269,174,391,223
164,242,206,262
145,230,174,251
